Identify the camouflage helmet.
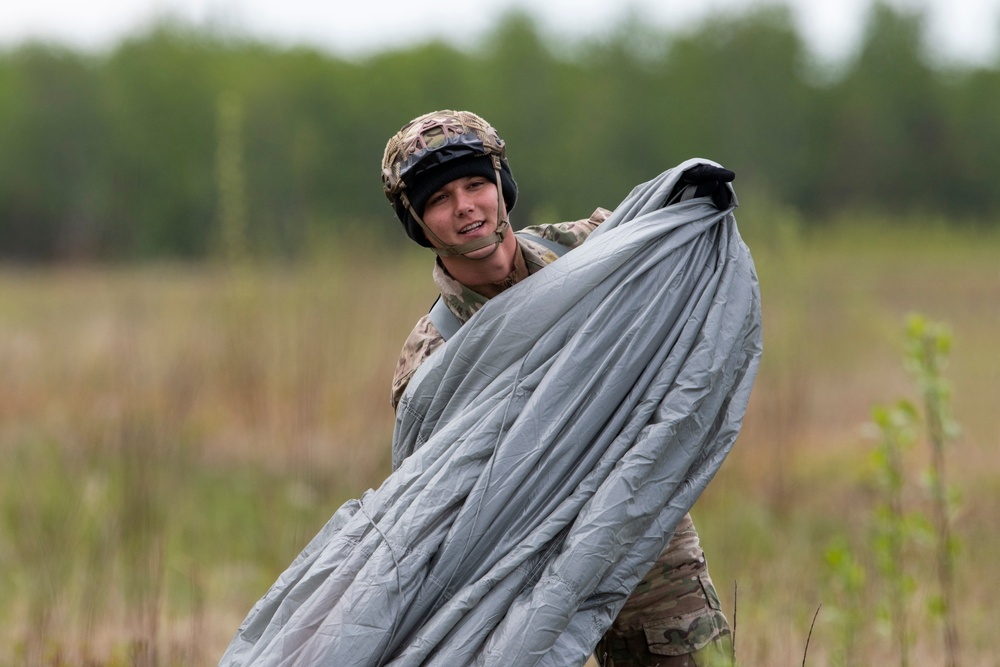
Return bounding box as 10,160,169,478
381,110,517,256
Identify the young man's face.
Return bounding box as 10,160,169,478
422,176,501,261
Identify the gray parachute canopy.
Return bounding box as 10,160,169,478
220,159,763,667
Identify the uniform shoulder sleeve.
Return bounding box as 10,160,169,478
518,207,612,249
391,314,446,411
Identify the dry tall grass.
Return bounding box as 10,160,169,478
1,218,997,665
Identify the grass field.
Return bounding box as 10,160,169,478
1,215,997,666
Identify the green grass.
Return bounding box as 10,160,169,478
1,218,998,665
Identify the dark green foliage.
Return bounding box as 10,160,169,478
1,4,999,259
0,46,110,258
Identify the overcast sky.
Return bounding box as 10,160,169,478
1,0,998,65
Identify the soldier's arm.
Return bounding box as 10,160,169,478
391,314,446,411
518,207,612,249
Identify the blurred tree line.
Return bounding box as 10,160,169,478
1,2,998,260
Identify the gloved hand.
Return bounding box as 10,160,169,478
672,164,736,209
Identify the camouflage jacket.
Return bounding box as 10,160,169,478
391,208,612,409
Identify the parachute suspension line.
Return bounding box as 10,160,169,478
358,498,405,667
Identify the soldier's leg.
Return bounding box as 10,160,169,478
594,513,733,667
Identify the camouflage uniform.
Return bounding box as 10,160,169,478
391,209,733,666
593,513,734,667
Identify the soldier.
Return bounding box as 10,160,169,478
382,109,735,667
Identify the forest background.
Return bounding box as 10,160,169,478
2,2,1000,259
1,1,998,665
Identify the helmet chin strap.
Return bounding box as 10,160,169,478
402,164,510,259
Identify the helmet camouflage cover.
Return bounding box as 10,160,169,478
381,110,507,203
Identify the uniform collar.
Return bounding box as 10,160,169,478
433,235,554,324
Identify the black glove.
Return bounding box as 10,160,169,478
672,164,736,209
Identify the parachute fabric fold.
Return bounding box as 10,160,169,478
220,158,763,667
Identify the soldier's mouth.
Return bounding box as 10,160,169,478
459,221,485,235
